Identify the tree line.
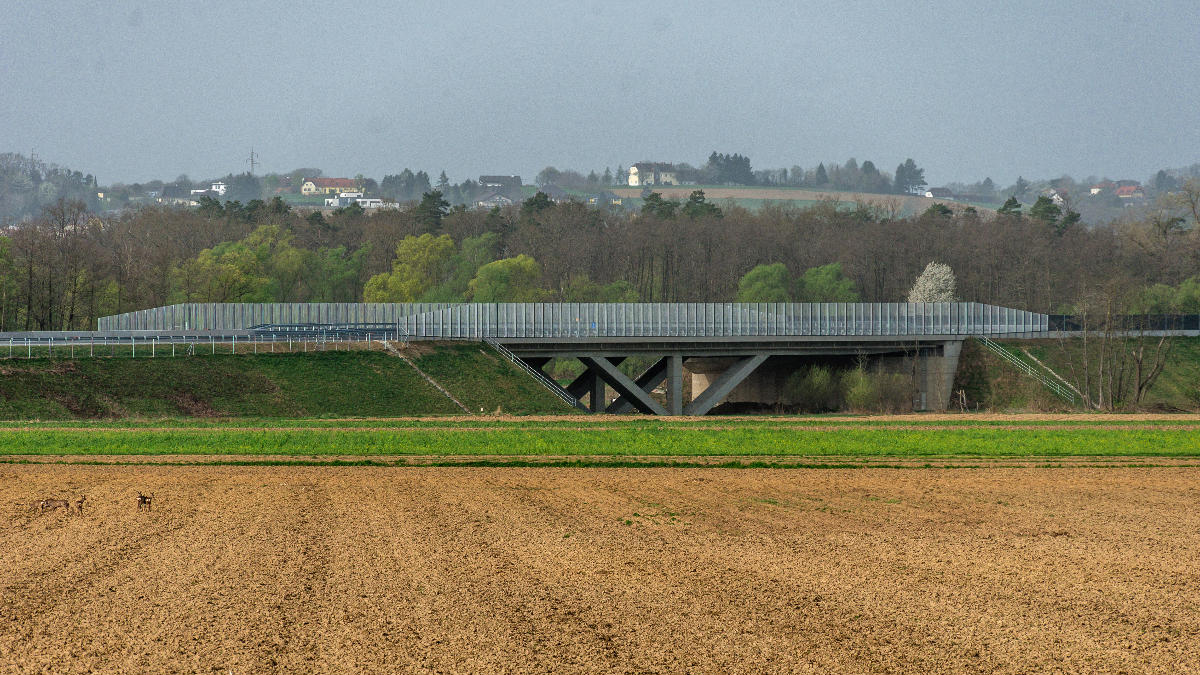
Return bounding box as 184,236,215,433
1,182,1199,332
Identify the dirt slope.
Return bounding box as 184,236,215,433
3,466,1198,674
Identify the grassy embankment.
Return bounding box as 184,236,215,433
0,343,571,419
955,337,1200,412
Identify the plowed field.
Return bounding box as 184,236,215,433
3,466,1198,674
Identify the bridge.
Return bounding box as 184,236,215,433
83,302,1059,414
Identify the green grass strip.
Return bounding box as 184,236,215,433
0,416,1192,430
1,427,1197,457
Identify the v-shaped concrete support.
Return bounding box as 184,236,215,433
605,355,685,415
563,357,624,411
578,355,668,416
607,357,670,414
683,354,768,416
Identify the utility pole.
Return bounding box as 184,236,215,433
246,148,258,175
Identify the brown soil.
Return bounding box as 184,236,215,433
3,466,1198,674
9,454,1200,469
166,392,220,417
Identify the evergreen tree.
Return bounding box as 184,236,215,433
1029,195,1062,225
922,203,953,219
1154,170,1178,193
682,190,722,219
893,159,925,194
1057,210,1082,235
641,192,679,218
414,170,432,195
997,196,1022,217
415,190,450,231
1013,176,1030,197
814,163,829,186
521,191,554,215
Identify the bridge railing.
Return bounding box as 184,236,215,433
483,337,583,410
0,331,397,359
977,336,1077,405
99,302,1050,338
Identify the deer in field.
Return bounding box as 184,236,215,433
136,492,154,512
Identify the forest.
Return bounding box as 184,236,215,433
1,182,1199,332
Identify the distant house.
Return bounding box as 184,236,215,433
628,162,678,187
587,191,623,207
189,182,225,197
302,177,361,195
475,191,514,209
158,185,198,207
324,192,385,209
924,187,954,199
1089,181,1116,195
479,175,522,190
1114,185,1145,200
324,191,362,207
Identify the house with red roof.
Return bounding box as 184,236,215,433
301,177,362,195
1114,185,1145,200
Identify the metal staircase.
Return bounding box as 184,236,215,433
977,336,1076,405
483,338,585,411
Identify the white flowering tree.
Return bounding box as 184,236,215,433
907,262,958,302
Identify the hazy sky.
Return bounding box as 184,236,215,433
2,0,1198,187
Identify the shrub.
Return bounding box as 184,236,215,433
842,366,914,413
783,365,843,412
842,367,876,412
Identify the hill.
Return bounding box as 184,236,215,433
0,343,573,419
608,186,997,215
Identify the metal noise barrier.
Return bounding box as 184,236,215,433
99,302,1051,338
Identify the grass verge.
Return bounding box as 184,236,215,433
0,422,1197,457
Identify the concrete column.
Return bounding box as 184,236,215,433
915,340,963,411
589,370,606,413
667,354,683,415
